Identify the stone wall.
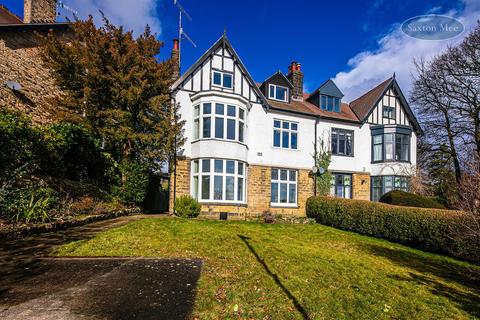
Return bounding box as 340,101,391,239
24,0,57,23
0,29,67,124
168,157,191,213
352,173,371,200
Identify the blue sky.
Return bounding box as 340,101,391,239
3,0,479,101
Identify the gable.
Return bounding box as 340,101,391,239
171,35,266,105
318,79,344,98
260,72,293,101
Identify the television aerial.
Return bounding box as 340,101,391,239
173,0,196,69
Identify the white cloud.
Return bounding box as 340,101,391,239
334,0,480,102
59,0,162,36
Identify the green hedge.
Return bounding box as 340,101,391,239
379,190,446,209
306,196,478,263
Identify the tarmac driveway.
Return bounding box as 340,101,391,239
0,216,203,320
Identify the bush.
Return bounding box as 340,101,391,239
112,161,149,205
174,195,201,218
306,196,478,263
379,190,446,209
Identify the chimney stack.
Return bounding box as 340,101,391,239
171,39,180,80
24,0,57,23
287,61,303,101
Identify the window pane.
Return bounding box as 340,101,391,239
213,72,221,85
394,176,401,188
346,133,352,156
291,132,297,149
373,135,382,144
223,74,232,88
332,132,338,154
327,96,334,111
193,160,199,173
227,119,235,140
273,130,281,147
202,159,210,172
193,176,198,199
269,85,275,98
291,123,298,131
227,105,236,117
345,186,351,199
194,105,199,117
280,183,288,203
288,184,296,203
194,119,199,139
215,103,224,115
203,117,211,138
385,134,394,160
215,117,224,138
239,122,244,142
203,103,211,114
226,176,234,200
271,182,278,203
282,131,289,148
201,176,210,199
237,178,244,201
271,169,278,180
214,159,223,173
214,176,223,200
334,98,340,112
282,121,289,129
276,86,287,101
239,109,245,120
374,145,382,161
339,133,345,154
274,120,281,128
226,160,235,174
238,162,244,175
321,95,327,110
280,169,288,181
289,170,296,181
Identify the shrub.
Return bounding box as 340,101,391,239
174,195,201,218
380,190,446,209
112,161,149,205
306,196,478,263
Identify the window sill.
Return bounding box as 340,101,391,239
332,154,354,158
192,138,248,148
212,84,233,90
270,203,298,208
198,201,247,207
371,160,411,164
272,146,300,152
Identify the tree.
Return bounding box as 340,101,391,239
39,15,183,173
411,22,480,202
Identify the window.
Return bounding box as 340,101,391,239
212,71,233,89
330,174,352,198
192,159,246,203
383,106,395,120
371,176,409,201
271,168,297,205
268,84,288,102
320,95,341,113
331,128,353,156
194,102,246,143
372,133,410,162
273,119,298,149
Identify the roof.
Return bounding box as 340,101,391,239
349,77,393,120
0,5,23,24
309,79,344,98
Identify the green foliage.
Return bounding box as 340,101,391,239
380,190,446,209
112,161,149,205
313,135,332,196
174,195,201,218
306,196,478,263
1,184,58,223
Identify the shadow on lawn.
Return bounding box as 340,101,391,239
361,243,480,317
238,234,310,320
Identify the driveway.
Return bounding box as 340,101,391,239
0,215,203,320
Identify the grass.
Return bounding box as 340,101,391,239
53,218,480,319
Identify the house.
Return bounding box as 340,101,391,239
0,0,71,124
170,34,422,218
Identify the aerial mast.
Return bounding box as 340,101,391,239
173,0,196,71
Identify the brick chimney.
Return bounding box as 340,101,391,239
24,0,57,23
287,61,303,101
171,39,180,80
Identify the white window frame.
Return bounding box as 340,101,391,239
191,158,247,204
193,102,246,144
273,119,298,150
212,70,233,89
270,168,297,207
268,84,288,102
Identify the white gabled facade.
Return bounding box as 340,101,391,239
170,35,422,217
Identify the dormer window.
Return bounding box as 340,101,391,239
320,95,341,112
212,71,233,89
268,84,288,102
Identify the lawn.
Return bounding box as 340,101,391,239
53,218,480,319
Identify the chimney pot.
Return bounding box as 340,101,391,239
287,60,303,101
173,38,179,51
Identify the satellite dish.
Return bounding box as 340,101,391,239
5,80,22,91
319,167,325,174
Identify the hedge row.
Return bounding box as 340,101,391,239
306,196,478,263
379,190,446,209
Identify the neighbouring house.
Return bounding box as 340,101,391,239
0,0,70,124
170,34,423,218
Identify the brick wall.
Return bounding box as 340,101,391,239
352,173,370,200
0,30,68,124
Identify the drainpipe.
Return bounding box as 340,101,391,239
172,97,177,215
314,118,319,196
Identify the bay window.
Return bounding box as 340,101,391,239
371,133,410,162
192,158,246,203
193,102,246,143
271,168,297,205
371,176,409,201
